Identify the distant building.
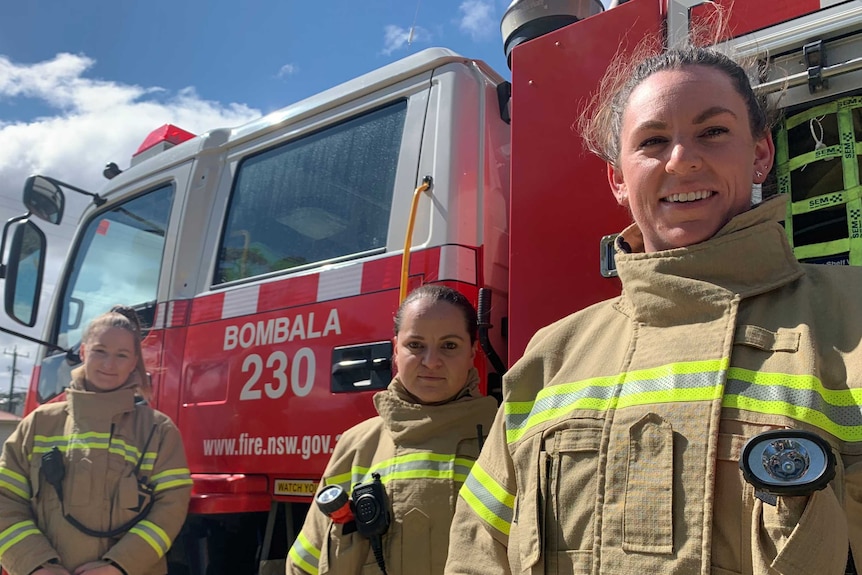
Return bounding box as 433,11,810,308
0,411,21,455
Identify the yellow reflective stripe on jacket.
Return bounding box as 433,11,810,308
505,359,862,444
0,467,30,500
505,359,729,444
108,437,140,463
151,467,192,492
109,437,155,468
140,452,158,472
289,531,320,575
726,367,862,441
128,519,171,557
0,519,41,557
505,374,620,444
325,452,476,491
458,461,514,537
31,433,153,467
33,431,110,455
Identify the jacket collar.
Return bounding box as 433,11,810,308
614,196,804,325
385,367,484,405
66,366,137,422
373,368,488,444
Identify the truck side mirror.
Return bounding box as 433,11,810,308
24,175,65,225
5,220,47,327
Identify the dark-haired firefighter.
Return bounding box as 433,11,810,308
288,286,497,575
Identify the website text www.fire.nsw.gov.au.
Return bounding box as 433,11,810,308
202,433,342,460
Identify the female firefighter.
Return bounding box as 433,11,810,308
288,285,497,575
0,306,192,575
445,38,862,575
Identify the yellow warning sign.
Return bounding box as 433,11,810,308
274,479,317,497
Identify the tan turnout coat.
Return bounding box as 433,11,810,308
0,368,192,575
446,197,862,575
289,370,497,575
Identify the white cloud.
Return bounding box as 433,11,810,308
0,53,262,386
459,0,496,41
278,63,298,78
381,24,431,56
0,53,153,114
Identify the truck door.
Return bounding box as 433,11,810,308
177,61,443,512
35,164,191,409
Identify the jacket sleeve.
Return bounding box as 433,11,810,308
287,427,371,575
102,415,192,575
0,413,62,575
287,483,330,575
445,320,565,575
445,406,513,575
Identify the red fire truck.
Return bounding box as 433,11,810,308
3,0,862,571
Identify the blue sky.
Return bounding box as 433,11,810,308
0,0,605,402
0,0,512,122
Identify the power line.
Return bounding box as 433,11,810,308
4,346,30,414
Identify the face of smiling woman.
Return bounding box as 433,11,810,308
393,298,477,404
81,326,139,392
608,65,775,252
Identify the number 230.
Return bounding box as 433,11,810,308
239,349,315,400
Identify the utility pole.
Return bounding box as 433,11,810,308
5,346,29,414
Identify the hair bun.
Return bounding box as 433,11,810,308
110,305,142,333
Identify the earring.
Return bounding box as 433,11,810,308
756,170,763,179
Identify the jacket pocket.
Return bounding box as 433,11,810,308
755,486,848,575
28,456,43,501
68,457,92,507
117,474,140,511
755,443,847,575
714,421,848,575
322,522,373,575
714,421,787,574
510,436,545,574
401,508,430,575
545,425,603,574
622,413,674,555
712,432,749,574
28,457,51,531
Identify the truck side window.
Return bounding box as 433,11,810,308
55,184,174,352
215,100,408,284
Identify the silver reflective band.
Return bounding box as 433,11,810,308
740,430,836,496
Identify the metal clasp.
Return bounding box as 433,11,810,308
804,40,828,93
600,234,618,278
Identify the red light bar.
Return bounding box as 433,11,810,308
134,124,196,156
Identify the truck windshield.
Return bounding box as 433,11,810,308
55,184,174,351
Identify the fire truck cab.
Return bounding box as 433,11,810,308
4,0,862,572
4,47,512,572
